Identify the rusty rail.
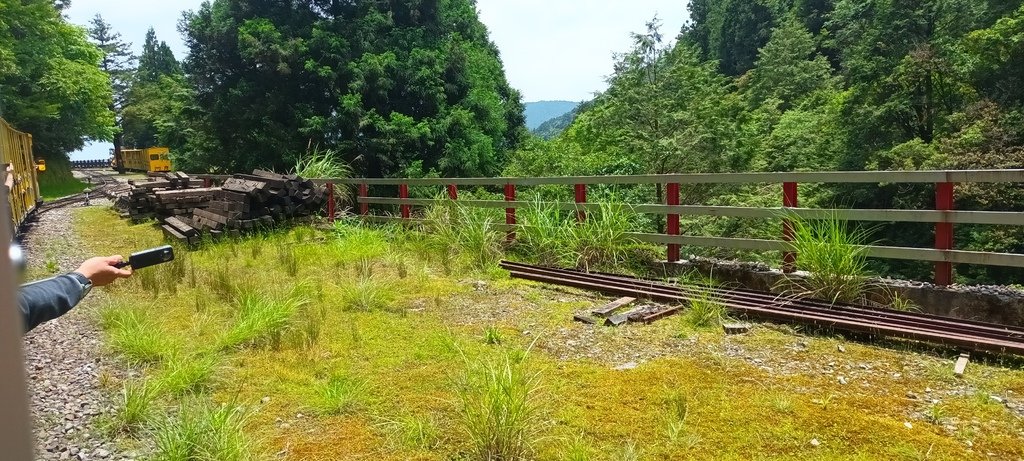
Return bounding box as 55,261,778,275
499,261,1024,356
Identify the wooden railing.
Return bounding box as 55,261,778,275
200,170,1024,286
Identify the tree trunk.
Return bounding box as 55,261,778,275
113,132,125,174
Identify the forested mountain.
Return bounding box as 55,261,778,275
171,0,525,177
523,101,578,130
532,107,578,140
508,2,1024,283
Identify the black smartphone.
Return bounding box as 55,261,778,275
115,245,175,270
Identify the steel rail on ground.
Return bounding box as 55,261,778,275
499,261,1024,356
500,261,1024,338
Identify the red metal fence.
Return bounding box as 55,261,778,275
211,170,1024,286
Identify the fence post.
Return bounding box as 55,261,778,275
203,178,211,188
666,182,681,263
574,183,587,222
327,182,336,223
447,184,458,200
358,183,369,216
935,182,955,286
782,182,798,273
504,183,516,241
399,184,410,219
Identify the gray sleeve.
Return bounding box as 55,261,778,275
17,274,87,333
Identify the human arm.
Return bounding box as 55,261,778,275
18,256,132,332
3,164,12,190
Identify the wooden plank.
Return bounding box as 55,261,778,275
573,313,598,325
315,169,1024,187
592,297,637,318
953,352,970,376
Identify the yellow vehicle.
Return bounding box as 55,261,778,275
1,118,41,235
117,147,172,173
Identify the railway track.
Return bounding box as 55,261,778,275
36,169,118,214
500,260,1024,356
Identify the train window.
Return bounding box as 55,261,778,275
150,154,160,160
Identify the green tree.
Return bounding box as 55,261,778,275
122,27,186,150
746,16,835,110
88,14,135,173
137,28,181,83
0,0,114,162
177,0,524,176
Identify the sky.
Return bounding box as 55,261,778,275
64,0,689,160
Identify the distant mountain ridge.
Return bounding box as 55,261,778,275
523,100,579,130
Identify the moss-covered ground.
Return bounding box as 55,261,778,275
73,206,1024,460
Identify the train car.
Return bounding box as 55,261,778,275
0,117,42,236
115,147,172,173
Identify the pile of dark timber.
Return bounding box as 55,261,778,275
113,170,327,245
113,172,206,220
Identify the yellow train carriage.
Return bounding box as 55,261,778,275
119,147,172,173
1,118,41,235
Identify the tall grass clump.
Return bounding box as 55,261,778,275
155,353,217,396
424,199,504,270
220,289,304,349
294,147,352,205
311,372,370,415
151,400,260,461
379,413,441,451
783,212,873,304
679,283,729,330
110,379,160,434
339,276,398,312
563,202,637,271
107,309,177,364
456,349,544,460
516,199,568,267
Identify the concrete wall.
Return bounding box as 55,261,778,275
654,259,1024,327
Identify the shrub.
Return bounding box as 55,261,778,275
681,289,729,330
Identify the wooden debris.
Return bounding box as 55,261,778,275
953,352,970,376
591,296,637,318
112,170,327,244
723,323,751,335
573,313,598,325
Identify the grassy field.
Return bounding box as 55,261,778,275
38,162,89,200
73,206,1024,461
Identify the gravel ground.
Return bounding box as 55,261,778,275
19,201,136,461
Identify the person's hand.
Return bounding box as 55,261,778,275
74,256,132,287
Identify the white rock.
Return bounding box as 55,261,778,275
904,422,913,429
810,438,821,447
614,362,638,371
838,376,848,385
